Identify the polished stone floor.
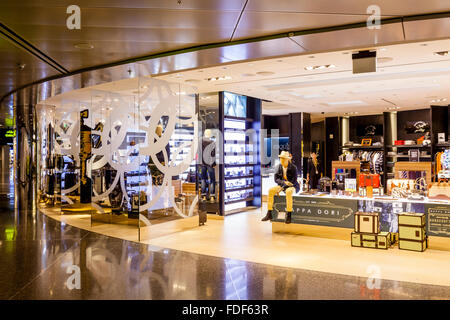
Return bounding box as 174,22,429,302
1,194,450,300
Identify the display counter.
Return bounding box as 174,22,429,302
271,193,450,237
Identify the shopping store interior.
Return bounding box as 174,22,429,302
1,2,450,300
24,38,450,299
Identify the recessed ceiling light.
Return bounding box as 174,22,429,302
277,60,283,62
222,67,228,69
74,43,94,50
344,111,359,115
377,57,393,63
241,73,255,77
420,43,428,47
342,52,350,55
430,98,447,103
141,85,148,89
256,71,275,76
386,106,400,110
434,51,450,56
207,76,232,81
185,79,200,83
304,64,336,71
327,100,366,106
308,56,315,58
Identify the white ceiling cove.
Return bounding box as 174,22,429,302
155,38,450,121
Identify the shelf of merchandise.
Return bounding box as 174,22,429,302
225,197,254,205
393,155,431,158
224,175,254,180
339,145,384,150
386,144,432,148
169,126,195,180
224,163,255,168
215,91,261,215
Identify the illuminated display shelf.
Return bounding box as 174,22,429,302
219,91,261,212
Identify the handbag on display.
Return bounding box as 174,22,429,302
428,182,450,200
387,179,415,195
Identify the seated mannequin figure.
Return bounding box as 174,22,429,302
262,151,300,224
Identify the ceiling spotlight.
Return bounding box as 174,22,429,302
386,106,400,110
256,71,275,76
434,51,450,56
74,43,94,50
17,63,26,70
207,76,232,81
430,98,447,103
304,64,336,71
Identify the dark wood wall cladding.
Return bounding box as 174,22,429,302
312,120,325,142
302,113,312,157
349,114,384,144
289,113,303,173
431,105,449,142
247,97,262,208
396,108,431,141
325,117,340,178
311,120,325,178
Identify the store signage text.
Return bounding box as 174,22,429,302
5,130,15,138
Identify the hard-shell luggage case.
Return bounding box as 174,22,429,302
399,237,428,252
398,225,426,241
351,232,391,249
354,212,380,234
398,212,426,227
376,232,391,249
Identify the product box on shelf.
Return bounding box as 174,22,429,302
351,231,391,249
359,174,380,188
345,178,357,192
354,212,380,234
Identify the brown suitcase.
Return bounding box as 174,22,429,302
354,212,380,234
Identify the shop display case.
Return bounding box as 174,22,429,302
220,91,261,214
